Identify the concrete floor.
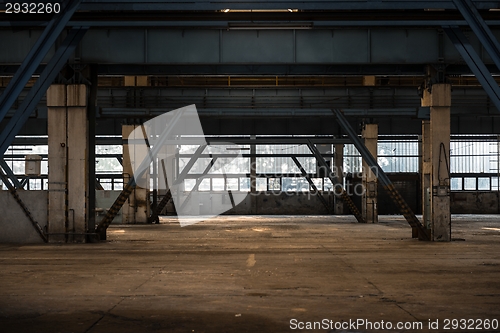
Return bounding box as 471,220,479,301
0,215,499,333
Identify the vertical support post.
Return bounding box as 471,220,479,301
122,125,150,224
421,121,432,236
47,85,68,243
87,65,97,240
250,135,257,214
362,124,378,223
334,144,344,214
421,84,452,241
47,84,88,243
66,85,88,243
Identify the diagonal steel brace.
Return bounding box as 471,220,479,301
291,156,331,213
332,109,430,240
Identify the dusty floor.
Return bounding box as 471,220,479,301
0,215,499,333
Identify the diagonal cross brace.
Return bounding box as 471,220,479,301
0,0,82,124
0,159,23,189
291,156,331,213
306,140,366,223
0,26,89,157
332,109,430,241
443,26,500,112
452,0,500,70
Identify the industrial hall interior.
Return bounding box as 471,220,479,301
0,1,500,332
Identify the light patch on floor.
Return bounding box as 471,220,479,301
482,227,500,232
246,254,256,267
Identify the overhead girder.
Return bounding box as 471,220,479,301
70,1,500,11
2,86,499,118
1,28,500,67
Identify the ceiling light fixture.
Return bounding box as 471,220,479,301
221,9,298,13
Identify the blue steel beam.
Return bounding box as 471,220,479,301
0,27,89,157
443,26,500,112
2,20,500,28
0,159,23,188
75,1,500,11
452,0,500,70
0,0,81,125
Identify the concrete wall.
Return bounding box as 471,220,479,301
451,192,500,214
174,191,333,216
0,191,48,243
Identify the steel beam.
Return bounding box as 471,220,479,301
4,20,500,28
291,156,331,213
0,27,89,157
0,0,81,124
0,159,23,189
173,144,207,185
306,140,366,223
3,27,499,67
75,1,500,11
452,0,500,70
443,26,500,112
332,109,430,240
178,157,218,212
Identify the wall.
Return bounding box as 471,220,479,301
0,190,47,243
451,192,500,214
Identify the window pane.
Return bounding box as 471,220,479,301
312,178,322,190
477,177,490,191
184,179,196,191
226,178,238,191
240,178,250,191
268,178,281,191
464,177,476,190
256,178,267,191
198,178,210,191
492,177,499,191
451,178,462,191
297,178,309,192
212,178,224,191
282,178,297,192
324,178,333,191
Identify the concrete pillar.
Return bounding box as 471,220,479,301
334,144,344,214
362,124,378,223
421,121,432,231
122,125,150,223
47,84,88,243
421,83,451,241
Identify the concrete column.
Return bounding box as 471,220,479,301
362,124,378,223
421,84,451,241
122,125,150,223
47,84,88,243
421,121,432,231
334,144,344,214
